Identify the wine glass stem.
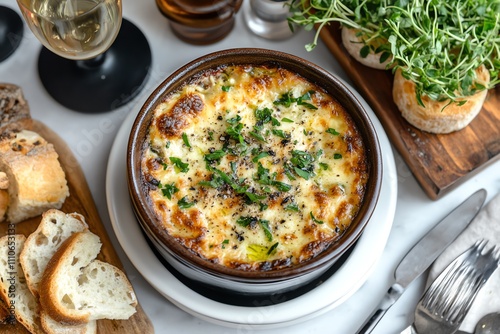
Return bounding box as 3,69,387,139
76,53,106,70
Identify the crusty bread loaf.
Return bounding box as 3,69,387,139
341,27,391,70
0,129,69,224
0,83,31,132
393,66,490,134
40,231,137,325
0,234,44,333
20,209,89,298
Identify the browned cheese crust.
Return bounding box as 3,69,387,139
141,64,369,271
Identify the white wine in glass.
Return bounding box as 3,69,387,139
17,0,151,113
18,0,122,60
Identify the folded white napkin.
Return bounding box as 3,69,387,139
427,192,500,333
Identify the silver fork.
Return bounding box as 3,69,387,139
403,239,500,334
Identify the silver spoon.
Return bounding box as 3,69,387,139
474,312,500,334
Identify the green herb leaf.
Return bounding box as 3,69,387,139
161,182,179,200
310,211,324,224
252,151,270,162
285,203,300,212
169,157,189,173
267,242,279,255
182,132,191,148
205,150,226,162
326,128,340,136
178,196,195,209
259,220,273,241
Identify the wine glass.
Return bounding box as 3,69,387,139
16,0,151,113
0,5,23,62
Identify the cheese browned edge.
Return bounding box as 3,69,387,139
141,64,369,271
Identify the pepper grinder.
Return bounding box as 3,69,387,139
243,0,296,40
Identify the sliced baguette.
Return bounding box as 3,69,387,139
0,234,44,333
40,231,137,325
40,310,97,334
393,66,490,134
20,209,89,298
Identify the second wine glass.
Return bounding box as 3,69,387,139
17,0,151,113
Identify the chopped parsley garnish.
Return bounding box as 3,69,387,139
204,150,226,162
237,216,273,241
319,162,329,170
178,196,195,209
169,157,189,173
288,150,318,180
326,128,340,136
161,182,179,200
310,211,324,224
334,153,343,159
182,132,191,147
285,203,300,212
282,117,294,123
237,216,257,227
255,163,292,192
267,242,279,255
221,239,229,249
226,122,246,145
198,176,225,189
271,129,290,139
249,128,267,142
252,151,270,162
221,85,231,92
274,91,318,110
227,115,241,124
259,220,273,241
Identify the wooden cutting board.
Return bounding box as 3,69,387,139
319,23,500,199
0,120,154,333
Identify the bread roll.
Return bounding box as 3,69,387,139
341,26,391,70
0,130,69,224
393,66,490,134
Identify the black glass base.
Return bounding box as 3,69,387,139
0,5,23,62
38,18,152,113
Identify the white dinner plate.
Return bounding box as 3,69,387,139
106,85,398,328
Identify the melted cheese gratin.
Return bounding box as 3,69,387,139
141,64,369,271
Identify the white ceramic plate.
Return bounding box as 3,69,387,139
106,88,398,328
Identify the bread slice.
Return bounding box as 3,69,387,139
20,209,89,298
40,310,97,334
341,27,392,70
0,129,69,224
40,231,137,325
392,66,490,134
0,234,44,333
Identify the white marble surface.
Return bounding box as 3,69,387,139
1,0,499,333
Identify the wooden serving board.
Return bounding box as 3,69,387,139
0,120,154,333
319,23,500,199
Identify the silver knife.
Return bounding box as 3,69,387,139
356,188,487,334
